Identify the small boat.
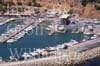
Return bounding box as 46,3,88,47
25,26,33,31
29,52,38,56
91,35,99,39
22,52,31,60
67,40,79,46
80,27,85,32
37,18,44,23
45,27,51,31
83,30,92,35
48,25,54,29
45,47,56,52
9,56,17,61
48,31,54,35
7,31,26,43
56,44,68,50
0,57,3,62
81,38,87,42
7,39,16,43
35,48,44,53
57,25,65,31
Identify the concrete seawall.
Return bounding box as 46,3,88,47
0,47,100,66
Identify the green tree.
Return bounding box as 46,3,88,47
81,0,100,6
17,2,22,5
27,2,32,6
95,5,100,10
33,3,42,7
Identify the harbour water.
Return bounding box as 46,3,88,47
0,20,100,66
82,58,100,66
0,20,84,60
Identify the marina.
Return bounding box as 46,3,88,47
0,18,43,43
0,10,100,66
0,16,83,59
0,15,99,60
0,0,100,66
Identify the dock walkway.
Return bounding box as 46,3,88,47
0,19,40,43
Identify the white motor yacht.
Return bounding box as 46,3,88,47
56,44,67,50
7,39,16,43
29,52,38,56
22,52,31,60
83,30,92,35
45,27,51,31
14,31,26,40
57,25,65,31
81,38,87,42
67,40,79,46
25,26,33,32
91,35,99,39
0,57,3,62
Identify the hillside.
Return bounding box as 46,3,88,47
0,0,100,18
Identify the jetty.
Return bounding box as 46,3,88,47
0,17,61,43
0,19,41,43
0,18,16,26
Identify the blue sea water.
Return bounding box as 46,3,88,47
0,29,84,60
0,20,99,66
82,58,100,66
0,22,84,60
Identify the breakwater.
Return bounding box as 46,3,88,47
0,46,100,66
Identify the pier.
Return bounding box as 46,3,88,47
0,17,61,43
0,18,16,26
0,18,41,43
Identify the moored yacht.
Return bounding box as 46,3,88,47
25,25,33,32
45,27,51,31
9,56,17,61
22,52,31,60
91,35,99,39
7,39,16,43
67,39,79,46
81,38,87,42
57,25,65,31
6,31,26,43
14,31,26,40
0,57,3,62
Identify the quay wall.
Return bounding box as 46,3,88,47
0,47,100,66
